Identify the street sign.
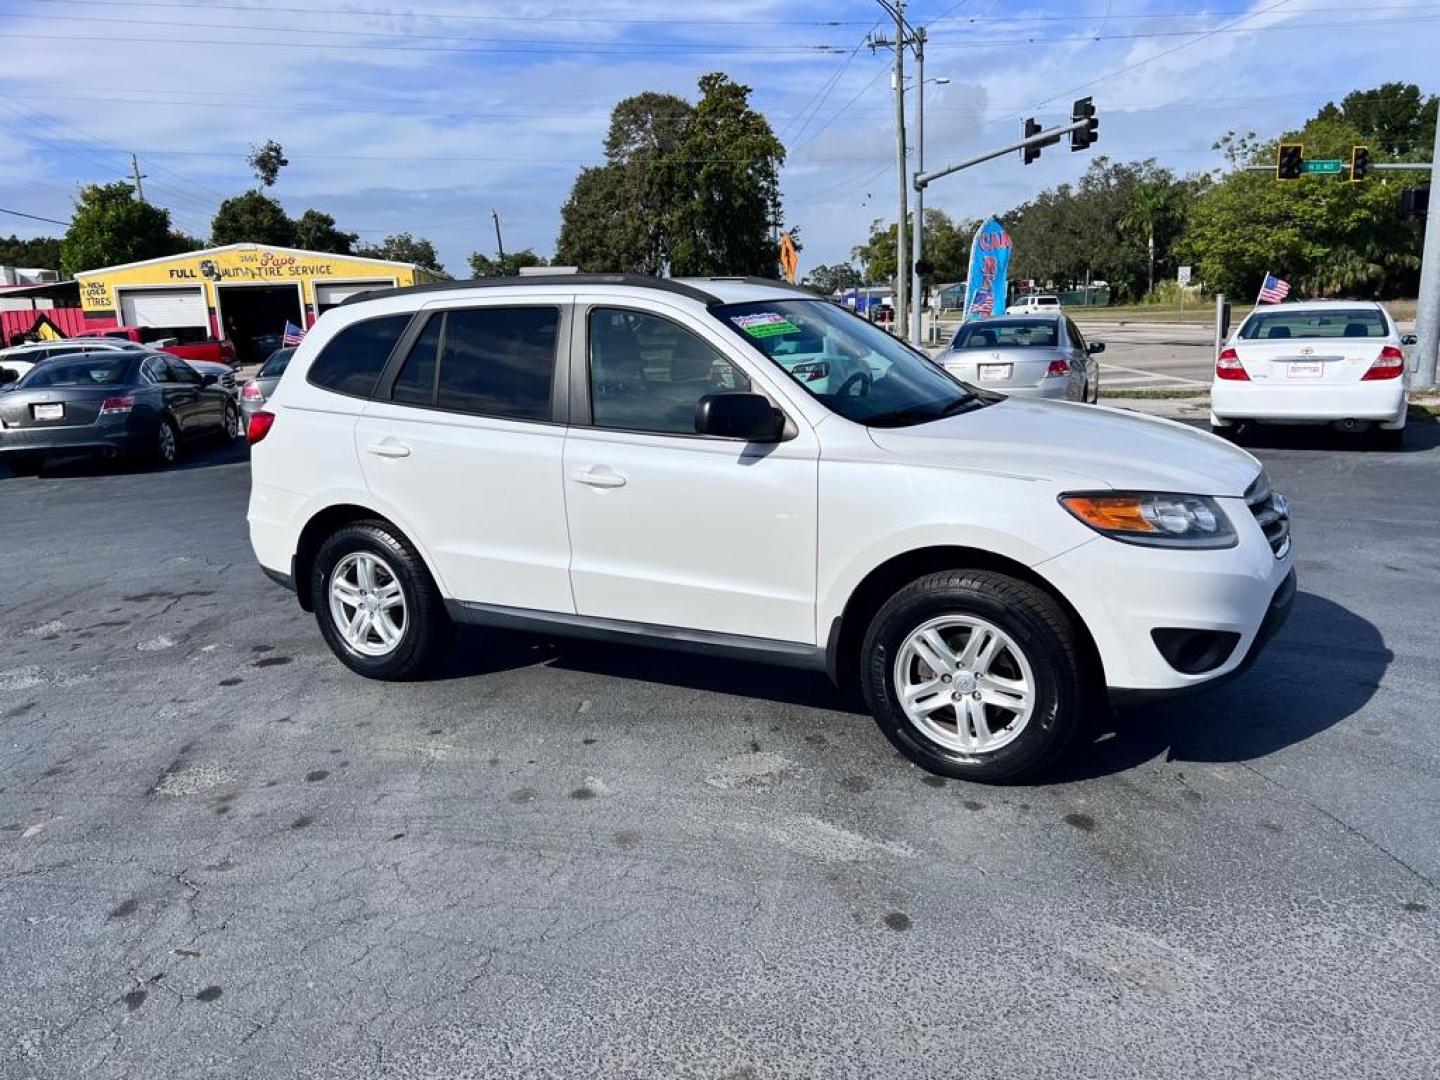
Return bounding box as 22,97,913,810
1302,159,1344,175
1177,266,1193,286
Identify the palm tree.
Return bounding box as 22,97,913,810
1123,182,1177,298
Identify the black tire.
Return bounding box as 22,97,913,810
222,402,240,441
310,521,451,680
5,454,44,476
154,416,180,467
860,570,1089,783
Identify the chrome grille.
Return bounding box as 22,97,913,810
1246,472,1290,558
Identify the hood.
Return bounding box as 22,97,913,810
867,398,1261,496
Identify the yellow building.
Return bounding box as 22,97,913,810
74,244,445,363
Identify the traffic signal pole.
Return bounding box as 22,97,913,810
915,116,1093,190
1412,107,1440,390
909,28,926,347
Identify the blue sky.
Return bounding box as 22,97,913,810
0,0,1437,275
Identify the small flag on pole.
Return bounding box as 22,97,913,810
282,320,306,346
1257,273,1291,304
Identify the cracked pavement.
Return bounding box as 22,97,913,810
1,429,1437,1079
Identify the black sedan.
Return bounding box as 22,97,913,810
0,351,239,474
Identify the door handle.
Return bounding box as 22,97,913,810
571,467,626,489
366,441,411,459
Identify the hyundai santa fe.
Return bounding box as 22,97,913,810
247,274,1295,782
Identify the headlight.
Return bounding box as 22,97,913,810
1059,492,1237,549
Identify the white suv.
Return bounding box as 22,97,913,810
1008,294,1061,315
247,275,1295,782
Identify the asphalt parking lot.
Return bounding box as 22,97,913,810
2,426,1438,1079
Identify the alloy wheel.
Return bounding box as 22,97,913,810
892,615,1036,755
328,552,408,657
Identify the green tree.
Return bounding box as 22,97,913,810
0,235,63,271
555,73,785,276
802,262,863,295
1315,83,1438,158
469,249,548,277
1182,112,1420,297
294,209,356,254
851,209,974,287
356,232,446,275
210,190,297,247
60,182,189,275
248,140,289,188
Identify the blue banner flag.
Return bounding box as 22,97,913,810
962,217,1013,322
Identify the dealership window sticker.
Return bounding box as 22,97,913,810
731,312,800,339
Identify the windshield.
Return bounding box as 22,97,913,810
951,320,1059,349
712,299,983,427
260,348,295,378
1239,308,1388,340
19,356,133,389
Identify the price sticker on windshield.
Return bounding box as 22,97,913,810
731,312,799,339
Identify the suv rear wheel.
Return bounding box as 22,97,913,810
860,570,1087,782
311,521,450,679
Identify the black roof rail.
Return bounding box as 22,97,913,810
338,272,722,308
682,275,816,297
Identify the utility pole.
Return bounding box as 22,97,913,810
129,153,147,204
908,26,927,346
492,209,506,268
1413,106,1440,390
869,2,911,338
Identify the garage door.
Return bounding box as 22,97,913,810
315,281,394,310
119,287,207,329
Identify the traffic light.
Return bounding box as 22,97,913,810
1070,97,1098,151
1350,145,1371,182
1022,118,1042,165
1276,143,1304,181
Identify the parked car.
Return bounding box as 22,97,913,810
1211,300,1412,447
74,326,237,367
239,347,295,425
1009,293,1062,315
939,314,1102,401
0,350,239,474
186,358,239,396
247,274,1294,783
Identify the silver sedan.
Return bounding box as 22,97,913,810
239,348,295,426
938,314,1103,402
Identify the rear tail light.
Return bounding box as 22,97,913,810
247,409,275,445
100,394,135,414
791,361,830,382
1215,348,1249,381
1045,360,1070,378
1361,345,1405,381
240,381,264,401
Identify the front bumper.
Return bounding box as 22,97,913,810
1037,495,1295,694
1212,378,1406,423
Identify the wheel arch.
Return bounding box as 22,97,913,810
292,503,438,612
827,545,1104,692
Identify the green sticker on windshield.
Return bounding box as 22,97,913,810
731,312,799,339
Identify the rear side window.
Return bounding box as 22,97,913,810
307,314,411,398
433,307,558,420
391,316,441,406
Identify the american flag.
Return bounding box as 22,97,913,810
1257,273,1291,304
282,320,306,347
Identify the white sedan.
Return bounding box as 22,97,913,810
1210,300,1412,447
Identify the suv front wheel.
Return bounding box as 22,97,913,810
311,522,450,679
860,570,1087,782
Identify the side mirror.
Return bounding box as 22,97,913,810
200,373,219,386
1087,341,1106,354
694,393,784,442
0,368,17,386
1401,334,1418,346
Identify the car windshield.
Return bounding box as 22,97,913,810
260,348,295,378
1239,309,1388,340
951,320,1059,349
712,299,985,427
19,356,133,389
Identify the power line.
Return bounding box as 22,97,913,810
0,206,71,227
